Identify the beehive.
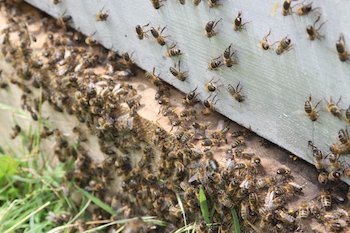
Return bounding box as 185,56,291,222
24,0,350,179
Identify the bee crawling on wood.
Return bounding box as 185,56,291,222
346,105,350,124
202,94,219,115
330,128,350,155
178,0,185,4
135,23,150,40
193,0,201,6
150,0,165,9
56,11,72,29
183,87,199,105
304,95,321,121
325,96,342,118
282,0,296,16
205,18,222,38
150,26,168,46
259,29,272,50
336,33,349,62
223,44,237,67
274,36,292,55
166,43,182,57
306,15,326,41
95,7,109,21
227,82,245,102
296,2,320,16
208,0,221,8
204,77,221,92
208,55,223,70
169,60,188,81
233,11,250,32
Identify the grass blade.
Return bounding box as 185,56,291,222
199,186,210,224
176,193,187,231
76,186,116,216
230,208,241,233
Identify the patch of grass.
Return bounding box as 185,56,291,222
231,208,241,233
199,185,210,224
176,192,188,231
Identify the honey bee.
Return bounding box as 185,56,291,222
166,43,182,57
135,23,150,40
326,219,348,232
183,87,199,105
208,0,220,8
336,33,349,62
150,26,167,46
150,0,164,9
259,29,271,50
233,11,250,32
325,97,342,118
282,0,293,16
223,44,237,67
304,95,321,121
53,0,60,4
275,36,292,55
297,202,310,219
275,209,296,224
145,67,161,85
10,124,21,139
227,82,245,103
193,0,201,6
204,77,221,92
169,60,188,81
95,8,109,21
328,170,342,182
205,19,222,38
318,171,328,184
248,192,259,212
56,11,72,29
319,191,332,210
276,165,291,176
346,105,350,124
178,0,185,4
202,94,219,115
256,176,276,189
120,52,134,67
296,2,319,16
208,56,223,70
85,32,97,46
306,15,326,41
330,128,350,155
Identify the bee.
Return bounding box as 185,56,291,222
346,105,350,124
338,128,350,145
204,77,220,92
336,33,349,62
296,2,319,16
327,219,348,232
223,44,237,67
179,0,185,4
282,0,293,16
120,52,134,67
150,0,164,9
56,11,72,29
95,8,109,21
250,156,261,168
166,43,182,57
202,94,219,115
145,67,161,85
150,26,167,46
205,19,222,38
193,0,201,6
259,29,271,50
275,209,295,224
183,87,199,105
208,0,220,8
10,124,21,139
275,36,292,55
325,97,342,118
227,82,245,102
276,165,291,176
233,11,250,32
318,171,328,184
328,170,342,182
208,56,223,70
306,15,326,41
248,192,259,212
169,60,188,81
327,153,343,170
135,23,150,40
298,202,310,219
256,176,276,189
85,32,97,46
53,0,60,4
319,191,332,210
231,136,245,148
304,95,321,121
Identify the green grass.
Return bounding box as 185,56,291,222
198,185,210,224
231,208,241,233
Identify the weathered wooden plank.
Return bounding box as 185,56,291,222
25,0,350,179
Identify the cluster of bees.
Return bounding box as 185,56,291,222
1,1,350,233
